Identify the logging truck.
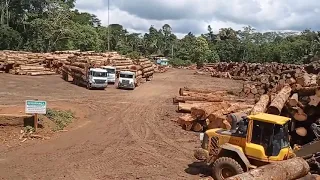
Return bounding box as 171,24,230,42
62,66,108,90
194,113,320,180
118,71,137,90
101,66,116,84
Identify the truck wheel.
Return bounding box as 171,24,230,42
212,157,244,180
86,83,91,90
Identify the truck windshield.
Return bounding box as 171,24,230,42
120,74,133,78
106,69,115,74
92,71,108,77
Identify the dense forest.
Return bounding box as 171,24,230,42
1,0,320,65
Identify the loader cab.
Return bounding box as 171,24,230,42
245,113,291,161
199,113,291,161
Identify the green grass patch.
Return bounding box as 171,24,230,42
45,108,74,131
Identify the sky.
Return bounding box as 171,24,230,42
75,0,320,37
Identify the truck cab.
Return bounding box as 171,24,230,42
118,71,136,90
102,66,116,84
87,68,108,89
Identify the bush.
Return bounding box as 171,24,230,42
169,58,192,67
45,109,74,131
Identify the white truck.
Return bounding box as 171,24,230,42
63,67,108,90
102,66,116,84
118,71,137,90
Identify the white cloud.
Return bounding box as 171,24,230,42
76,0,320,36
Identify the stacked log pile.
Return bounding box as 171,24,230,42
199,62,320,101
173,87,254,132
248,84,320,146
0,50,56,75
133,58,154,81
154,64,169,73
239,71,320,99
202,62,304,78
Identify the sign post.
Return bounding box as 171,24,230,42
25,100,47,132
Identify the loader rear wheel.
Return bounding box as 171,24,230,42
212,157,244,180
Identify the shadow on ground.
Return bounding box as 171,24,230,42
185,161,212,178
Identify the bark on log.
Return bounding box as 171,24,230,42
296,173,320,180
177,102,212,113
294,86,320,96
309,95,320,106
142,66,154,73
173,96,223,103
192,122,203,132
286,77,297,85
267,85,292,115
250,94,270,115
64,65,86,74
207,104,253,129
297,73,311,87
19,65,45,70
288,93,299,106
190,102,231,120
177,114,194,131
286,105,308,122
179,87,225,95
225,157,310,180
29,71,56,76
143,71,154,77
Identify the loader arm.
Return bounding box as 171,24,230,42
294,140,320,157
294,123,320,157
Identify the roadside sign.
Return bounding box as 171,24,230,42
25,100,47,114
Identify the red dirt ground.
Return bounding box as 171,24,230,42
0,69,242,180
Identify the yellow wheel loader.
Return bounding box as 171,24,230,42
194,113,320,180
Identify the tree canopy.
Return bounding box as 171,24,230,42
1,0,320,65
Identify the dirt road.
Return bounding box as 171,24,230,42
0,69,242,180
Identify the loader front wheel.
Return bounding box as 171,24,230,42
212,157,244,180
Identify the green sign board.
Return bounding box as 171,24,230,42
25,100,47,114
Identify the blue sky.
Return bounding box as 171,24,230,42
75,0,320,36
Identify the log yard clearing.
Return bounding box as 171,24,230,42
1,52,320,180
0,65,239,180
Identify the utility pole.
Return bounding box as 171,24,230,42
107,0,110,52
171,44,174,58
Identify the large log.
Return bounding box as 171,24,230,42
177,114,194,131
296,127,308,136
250,94,270,115
179,87,225,96
267,85,292,115
28,71,56,76
142,66,154,73
173,95,223,103
143,71,154,77
64,65,86,74
190,102,231,120
288,93,299,106
296,174,320,180
296,73,311,86
192,122,203,132
225,157,310,180
19,65,45,70
207,103,254,129
177,102,212,113
294,86,320,96
309,95,320,106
